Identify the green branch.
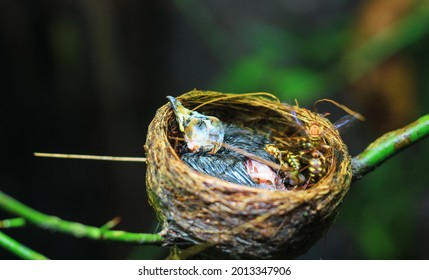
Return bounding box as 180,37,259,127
0,217,26,229
352,114,429,180
0,231,48,260
0,191,164,245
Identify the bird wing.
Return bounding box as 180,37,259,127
223,125,278,162
181,152,256,186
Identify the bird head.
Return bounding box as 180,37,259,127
167,96,225,154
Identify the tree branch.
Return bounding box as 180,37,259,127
352,114,429,180
0,191,164,245
0,217,26,229
0,231,48,260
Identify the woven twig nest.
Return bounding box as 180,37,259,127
145,90,352,259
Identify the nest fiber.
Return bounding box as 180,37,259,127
145,90,352,259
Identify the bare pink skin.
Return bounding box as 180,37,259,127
245,159,285,190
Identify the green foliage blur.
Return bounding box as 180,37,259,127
1,0,428,259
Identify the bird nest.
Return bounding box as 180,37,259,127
145,90,352,259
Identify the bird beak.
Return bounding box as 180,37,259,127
167,96,192,132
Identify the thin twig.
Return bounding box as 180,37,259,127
352,114,429,180
0,231,49,260
34,152,146,162
0,191,163,245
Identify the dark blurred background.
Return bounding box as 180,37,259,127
1,0,428,259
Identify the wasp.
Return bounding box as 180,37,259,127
298,149,326,183
291,98,364,146
264,143,305,188
265,144,300,170
308,158,324,181
289,107,361,185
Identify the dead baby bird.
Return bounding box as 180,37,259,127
167,96,287,190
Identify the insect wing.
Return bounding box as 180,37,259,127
333,115,357,134
292,110,304,128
